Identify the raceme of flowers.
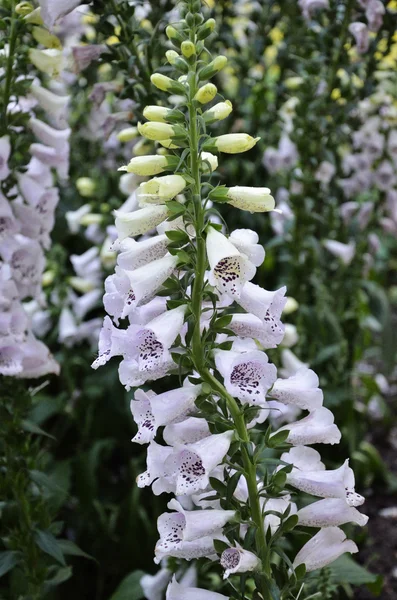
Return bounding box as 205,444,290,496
0,2,80,378
93,1,368,597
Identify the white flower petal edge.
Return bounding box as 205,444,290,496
166,575,229,600
293,527,358,572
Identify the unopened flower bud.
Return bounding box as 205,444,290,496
143,106,172,123
197,18,216,40
181,40,196,58
165,25,184,46
118,155,179,177
133,139,153,156
138,121,185,142
284,297,299,314
80,213,103,226
203,100,232,123
199,55,227,80
24,6,43,24
117,127,138,142
166,50,179,65
194,83,217,104
15,2,34,15
151,73,185,94
76,177,96,197
209,185,274,212
203,133,260,154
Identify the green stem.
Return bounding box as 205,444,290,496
1,0,17,134
186,10,270,599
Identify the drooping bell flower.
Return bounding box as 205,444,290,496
117,235,169,270
274,407,341,445
293,527,358,572
214,349,277,407
163,417,210,445
297,498,368,527
166,576,229,600
221,545,260,579
269,367,323,411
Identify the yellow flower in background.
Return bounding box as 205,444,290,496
106,35,120,45
264,45,278,66
269,27,284,45
32,26,62,50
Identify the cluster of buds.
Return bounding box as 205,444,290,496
93,1,367,597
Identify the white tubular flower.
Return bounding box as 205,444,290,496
279,349,308,378
236,282,287,346
221,546,260,579
38,0,82,29
137,175,186,205
29,49,64,77
163,417,210,445
269,367,323,410
0,193,18,241
104,255,178,321
163,431,233,496
323,240,356,266
281,324,299,348
229,313,283,350
206,227,256,297
65,204,91,234
30,84,69,127
226,187,275,213
214,349,277,407
349,22,369,54
202,101,233,123
263,496,297,534
29,118,71,150
117,235,169,270
91,316,129,369
297,498,368,528
282,446,365,507
114,205,169,240
156,496,234,547
0,136,11,181
141,568,172,600
229,229,265,267
130,385,202,444
166,576,229,600
119,305,185,387
293,527,358,572
274,407,341,445
138,121,184,141
119,155,176,177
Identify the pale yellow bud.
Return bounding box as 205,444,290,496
194,83,217,104
203,100,232,123
206,133,260,154
201,152,218,173
143,105,172,123
181,41,196,58
133,139,153,156
42,270,55,287
76,177,96,198
117,127,139,142
138,121,182,141
166,50,179,65
118,155,178,177
80,213,103,226
151,73,184,94
138,174,187,205
15,2,34,16
283,297,299,314
24,6,43,24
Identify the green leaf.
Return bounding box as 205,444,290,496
0,551,20,578
44,566,73,588
329,555,382,594
267,429,289,448
35,530,66,566
21,419,55,440
213,539,229,555
165,229,189,243
57,540,95,561
109,570,145,600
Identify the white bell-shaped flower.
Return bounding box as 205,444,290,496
104,255,178,321
0,192,18,242
206,226,256,297
274,407,341,445
221,545,260,579
114,206,168,240
30,84,69,128
0,136,11,181
297,498,368,528
117,235,169,270
229,313,282,350
91,316,130,369
281,446,365,507
155,498,235,562
293,527,358,572
166,576,229,600
163,417,210,445
141,568,172,600
215,349,277,407
323,240,356,266
118,305,185,388
38,0,82,29
236,282,286,346
130,385,202,444
29,118,71,151
163,431,234,496
138,175,186,205
229,229,265,267
269,367,323,411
